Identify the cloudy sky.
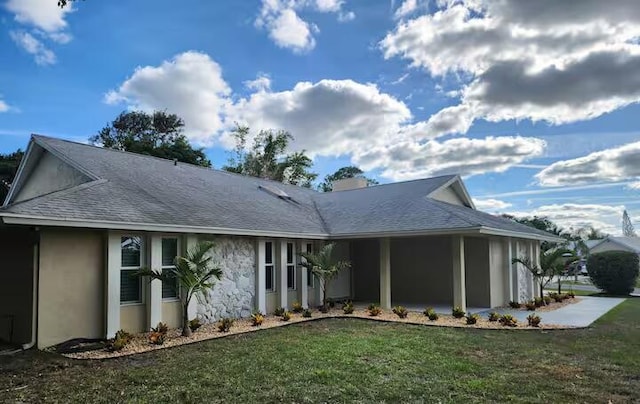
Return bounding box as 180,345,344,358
1,0,639,235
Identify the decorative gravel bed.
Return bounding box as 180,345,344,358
64,306,576,360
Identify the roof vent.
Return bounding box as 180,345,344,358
258,184,293,201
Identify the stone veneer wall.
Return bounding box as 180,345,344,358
197,236,256,323
516,241,533,302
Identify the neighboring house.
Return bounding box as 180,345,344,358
590,237,640,257
0,135,559,349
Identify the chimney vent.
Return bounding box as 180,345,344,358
332,177,368,191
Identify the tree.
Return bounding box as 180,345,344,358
299,243,351,311
223,124,317,187
0,149,24,202
318,166,378,192
588,251,639,295
137,241,222,337
512,248,574,300
623,210,637,237
92,111,211,167
58,0,80,8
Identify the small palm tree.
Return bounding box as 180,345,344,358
138,241,222,337
299,243,351,310
512,248,574,299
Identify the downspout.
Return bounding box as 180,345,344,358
22,229,39,350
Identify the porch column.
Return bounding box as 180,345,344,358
505,237,513,302
452,235,467,312
533,241,541,298
148,235,163,329
106,231,121,339
379,237,391,310
279,240,288,310
514,240,521,302
256,240,267,314
184,235,199,320
299,241,309,309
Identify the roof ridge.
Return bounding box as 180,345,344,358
313,174,457,196
31,134,320,195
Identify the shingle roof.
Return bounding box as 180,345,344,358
594,237,640,253
1,135,558,240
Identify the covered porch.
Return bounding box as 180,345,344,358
329,234,541,313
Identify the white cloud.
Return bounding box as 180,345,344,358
473,198,512,211
0,99,9,113
628,182,640,190
380,1,640,138
9,31,56,65
107,51,547,180
354,135,545,181
5,0,73,33
536,141,640,187
394,0,427,19
105,52,231,144
508,203,625,236
255,0,354,52
5,0,75,64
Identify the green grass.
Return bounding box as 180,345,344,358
2,299,640,403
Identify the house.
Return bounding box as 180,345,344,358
0,135,559,349
590,237,640,257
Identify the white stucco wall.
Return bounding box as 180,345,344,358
327,241,352,299
14,151,90,203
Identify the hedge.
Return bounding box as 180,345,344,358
587,251,639,295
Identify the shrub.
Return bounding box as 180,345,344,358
148,331,165,345
319,305,330,313
302,308,312,318
534,297,544,307
567,291,575,298
452,306,465,318
508,301,521,309
488,312,500,322
392,306,409,319
525,301,537,311
527,314,541,327
291,302,303,313
466,313,479,325
368,305,381,316
218,317,234,332
588,251,640,295
188,319,202,333
423,308,439,321
543,295,552,305
107,330,133,352
281,311,292,321
499,314,518,327
342,301,354,314
251,312,264,327
274,307,285,316
151,322,169,335
552,293,564,303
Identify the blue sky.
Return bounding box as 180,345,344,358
1,0,640,235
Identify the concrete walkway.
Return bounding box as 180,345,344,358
482,296,626,327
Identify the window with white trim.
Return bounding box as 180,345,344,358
161,238,180,299
265,241,275,291
120,236,143,304
286,242,295,290
305,243,314,288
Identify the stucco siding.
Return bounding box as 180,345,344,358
327,241,351,299
14,151,90,203
488,238,507,307
162,301,181,329
121,305,146,333
464,237,491,307
0,228,35,344
38,229,104,348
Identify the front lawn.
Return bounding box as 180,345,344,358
2,299,640,403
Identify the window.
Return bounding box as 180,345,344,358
286,242,295,290
120,236,143,304
162,238,179,299
265,241,275,291
305,243,314,287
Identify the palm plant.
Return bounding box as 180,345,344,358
299,242,351,311
137,241,222,337
512,247,574,299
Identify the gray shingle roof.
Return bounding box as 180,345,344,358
1,135,558,240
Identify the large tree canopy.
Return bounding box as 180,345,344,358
318,166,378,192
92,111,211,167
0,150,24,202
223,125,317,187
